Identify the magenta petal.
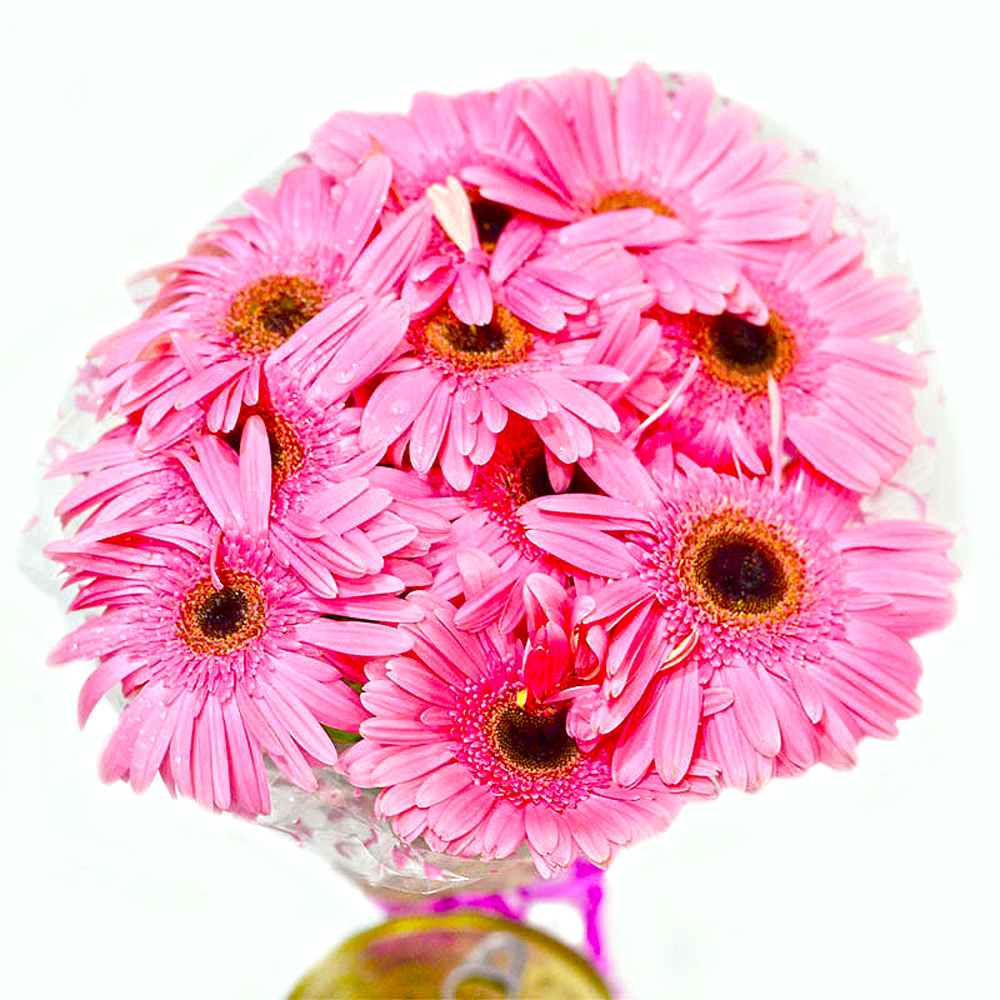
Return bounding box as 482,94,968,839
239,416,272,537
533,374,620,431
524,526,632,576
315,299,410,394
360,368,441,450
489,217,545,284
615,63,667,182
487,376,548,420
371,743,455,785
462,164,576,222
524,804,560,855
449,263,494,325
785,411,881,493
431,784,494,841
523,493,652,532
332,154,393,273
222,697,269,816
409,382,454,474
415,763,474,808
353,199,434,297
723,663,782,758
77,654,141,725
296,619,413,656
129,685,182,793
177,436,240,530
652,663,702,785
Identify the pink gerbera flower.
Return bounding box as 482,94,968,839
95,158,430,451
425,418,651,630
190,366,440,600
48,420,207,531
357,299,631,489
555,460,957,790
464,65,810,318
48,417,418,816
310,82,533,200
312,84,641,336
637,231,925,492
342,578,717,876
407,176,639,334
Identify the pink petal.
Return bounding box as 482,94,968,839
360,368,441,449
449,263,494,326
239,416,272,537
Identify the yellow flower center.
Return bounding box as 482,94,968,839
227,275,324,355
177,571,266,654
594,189,674,216
416,305,532,373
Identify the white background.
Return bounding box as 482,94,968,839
2,2,998,997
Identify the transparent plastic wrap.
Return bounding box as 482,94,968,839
262,764,538,896
21,70,962,906
755,101,962,535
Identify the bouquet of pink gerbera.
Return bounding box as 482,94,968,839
39,64,957,885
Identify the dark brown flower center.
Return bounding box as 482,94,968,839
517,450,555,504
493,703,578,772
511,452,602,507
227,275,324,355
197,587,249,638
687,311,795,394
594,189,674,216
177,572,266,654
445,319,507,354
566,464,602,496
682,512,804,623
702,536,786,614
714,315,778,372
470,197,514,252
416,306,532,373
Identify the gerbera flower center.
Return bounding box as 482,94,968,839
448,321,506,354
177,571,266,654
492,703,579,773
466,425,560,559
470,195,514,253
503,450,600,507
692,312,796,394
681,512,804,622
221,406,305,487
227,275,324,355
704,538,785,611
470,419,607,559
594,189,674,217
513,448,554,504
199,588,249,636
415,305,533,374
